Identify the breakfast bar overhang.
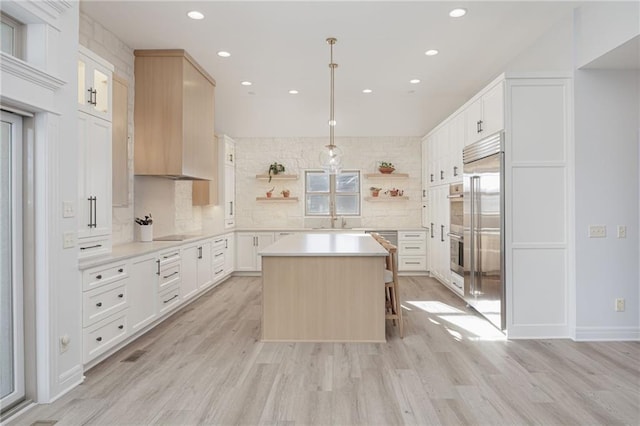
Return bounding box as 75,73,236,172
259,233,389,342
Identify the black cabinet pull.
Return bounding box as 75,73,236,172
96,336,102,342
96,302,102,307
430,223,434,238
441,225,445,242
118,293,124,298
430,173,434,182
163,294,179,304
93,197,97,227
156,259,160,276
453,166,458,177
87,197,94,228
478,120,483,133
163,271,179,279
230,201,233,216
225,239,228,249
440,170,444,180
96,274,102,280
118,268,123,273
118,325,124,330
81,244,102,251
229,153,233,163
197,246,203,259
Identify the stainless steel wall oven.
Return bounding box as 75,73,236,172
447,183,463,275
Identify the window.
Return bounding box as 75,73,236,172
1,13,24,58
305,170,360,216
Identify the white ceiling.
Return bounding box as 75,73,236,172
81,1,579,138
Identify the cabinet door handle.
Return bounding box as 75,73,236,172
476,120,481,133
163,271,179,279
81,244,102,251
230,201,233,216
118,293,124,298
430,174,434,183
215,252,223,258
118,325,124,330
430,224,434,238
197,246,202,259
96,336,103,342
214,268,224,275
118,268,124,273
96,274,102,280
441,225,445,242
440,170,444,180
229,153,233,163
93,197,97,227
453,166,458,177
96,302,103,307
422,189,425,197
87,197,94,228
156,259,160,276
163,294,179,304
225,239,228,249
87,88,97,105
478,120,483,133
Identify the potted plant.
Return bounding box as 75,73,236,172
370,186,382,197
281,189,290,198
378,161,395,174
386,188,399,197
266,187,275,198
268,162,286,182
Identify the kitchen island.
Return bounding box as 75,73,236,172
260,233,389,342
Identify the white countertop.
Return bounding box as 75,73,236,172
259,233,389,257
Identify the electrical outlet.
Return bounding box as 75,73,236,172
617,225,627,239
615,298,625,312
588,225,606,238
63,201,75,218
63,232,76,248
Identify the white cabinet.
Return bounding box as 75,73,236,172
81,260,129,363
77,47,114,259
181,240,213,299
128,254,158,332
78,46,113,121
211,236,226,283
427,186,450,286
448,112,465,182
398,231,427,272
421,136,429,200
465,81,504,145
223,232,235,276
235,232,275,271
220,135,236,228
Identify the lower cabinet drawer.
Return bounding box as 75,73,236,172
212,249,225,266
159,263,180,291
450,272,464,296
78,236,112,259
158,284,181,316
83,261,128,291
212,263,226,281
399,240,426,255
398,256,427,271
398,231,426,241
83,310,128,363
83,280,128,326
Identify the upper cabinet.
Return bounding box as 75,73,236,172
465,81,504,145
78,46,113,121
133,49,216,180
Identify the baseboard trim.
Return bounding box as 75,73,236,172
506,324,571,339
575,326,640,341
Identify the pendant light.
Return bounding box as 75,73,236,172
320,37,343,174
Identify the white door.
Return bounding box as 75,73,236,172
224,164,235,227
129,255,158,332
255,233,275,272
1,111,24,410
197,240,213,289
181,245,199,300
223,233,234,275
235,233,257,271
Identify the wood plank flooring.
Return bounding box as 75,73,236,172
10,276,640,425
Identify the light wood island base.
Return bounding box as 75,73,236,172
262,255,385,342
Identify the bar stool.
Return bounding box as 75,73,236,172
381,241,404,338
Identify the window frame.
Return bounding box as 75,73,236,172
1,13,24,59
304,169,361,217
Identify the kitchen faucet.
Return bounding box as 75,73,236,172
330,201,338,228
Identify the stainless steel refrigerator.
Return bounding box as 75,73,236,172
463,132,505,331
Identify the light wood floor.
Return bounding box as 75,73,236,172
10,276,640,425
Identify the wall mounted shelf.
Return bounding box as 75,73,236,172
256,197,299,202
256,174,299,180
365,196,410,202
365,173,409,179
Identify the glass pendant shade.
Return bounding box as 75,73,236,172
320,144,343,174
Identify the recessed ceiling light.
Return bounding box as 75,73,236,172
217,51,231,58
187,11,204,20
362,89,373,94
248,91,255,95
410,79,421,84
288,90,299,95
449,8,467,18
425,49,439,56
241,81,252,86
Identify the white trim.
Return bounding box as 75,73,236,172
57,365,83,389
0,52,66,92
575,327,640,341
507,324,571,339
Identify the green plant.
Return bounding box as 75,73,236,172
268,162,286,182
379,161,395,169
369,186,382,191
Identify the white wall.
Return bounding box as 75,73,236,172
574,1,640,69
574,69,640,340
235,137,422,229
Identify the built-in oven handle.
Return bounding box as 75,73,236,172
447,194,463,199
447,233,463,241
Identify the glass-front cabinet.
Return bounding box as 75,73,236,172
78,46,113,121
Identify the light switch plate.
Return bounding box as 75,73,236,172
63,232,76,248
617,225,627,239
588,225,606,238
63,201,75,218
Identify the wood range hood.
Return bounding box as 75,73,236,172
133,49,217,181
